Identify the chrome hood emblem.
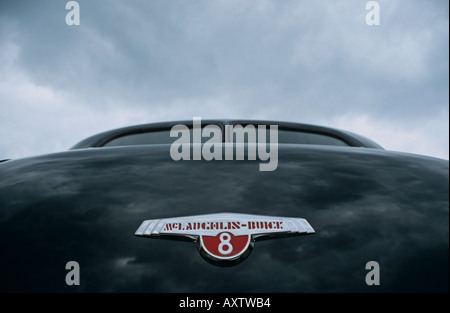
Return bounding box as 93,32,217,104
135,212,315,266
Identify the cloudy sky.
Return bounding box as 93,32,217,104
0,0,448,160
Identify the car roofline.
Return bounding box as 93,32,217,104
70,119,383,150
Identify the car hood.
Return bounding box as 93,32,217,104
0,144,448,292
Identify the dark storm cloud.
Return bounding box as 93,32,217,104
0,0,448,159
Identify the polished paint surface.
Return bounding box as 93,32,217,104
0,144,448,292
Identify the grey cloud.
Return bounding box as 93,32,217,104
0,0,448,159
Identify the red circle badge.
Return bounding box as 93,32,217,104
200,232,251,262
